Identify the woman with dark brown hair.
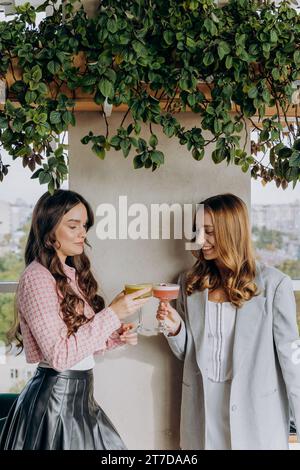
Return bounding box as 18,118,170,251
157,193,300,450
0,189,150,450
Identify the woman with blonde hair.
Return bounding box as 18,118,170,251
157,193,300,450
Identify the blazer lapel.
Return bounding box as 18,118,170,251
187,288,209,376
232,263,267,377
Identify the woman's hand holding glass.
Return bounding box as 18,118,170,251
156,302,182,336
109,287,151,321
118,323,138,346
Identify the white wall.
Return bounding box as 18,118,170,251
69,111,251,449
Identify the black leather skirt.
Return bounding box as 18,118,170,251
0,367,127,450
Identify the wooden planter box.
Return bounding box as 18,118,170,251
3,55,297,118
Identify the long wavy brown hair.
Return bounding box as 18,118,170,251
8,189,105,351
185,193,260,308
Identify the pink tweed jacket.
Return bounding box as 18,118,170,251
17,260,122,371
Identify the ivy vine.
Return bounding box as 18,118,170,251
0,0,300,192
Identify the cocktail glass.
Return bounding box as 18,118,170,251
153,283,180,333
124,283,153,333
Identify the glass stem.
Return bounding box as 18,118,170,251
137,307,143,332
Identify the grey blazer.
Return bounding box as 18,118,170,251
167,262,300,450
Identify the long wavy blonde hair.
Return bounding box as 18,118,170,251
185,193,260,308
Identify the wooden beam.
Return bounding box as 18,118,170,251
7,92,299,118
4,63,299,117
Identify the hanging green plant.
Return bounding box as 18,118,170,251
0,0,300,192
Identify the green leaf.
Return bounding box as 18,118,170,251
204,18,217,36
81,135,91,145
81,75,97,87
127,124,133,135
212,148,226,164
235,121,244,133
97,50,112,67
218,41,231,61
145,159,152,169
259,129,269,142
187,94,197,107
293,139,300,151
120,140,131,158
278,147,292,159
236,33,246,47
94,91,105,105
134,122,141,134
10,80,26,94
151,150,164,165
107,18,118,34
138,138,147,152
57,163,68,174
12,119,24,133
272,68,280,81
270,30,278,43
105,68,116,84
262,89,271,103
5,100,16,116
54,146,64,158
179,78,189,91
98,79,114,98
32,65,42,82
69,113,76,126
0,115,8,128
186,36,196,48
92,144,106,159
176,32,184,41
50,111,61,125
289,150,300,167
149,134,158,148
133,155,144,169
203,52,214,67
56,51,69,64
31,168,43,179
110,136,121,147
39,171,51,185
248,86,258,99
38,113,47,124
223,122,234,135
293,50,300,65
213,119,222,134
25,124,35,138
225,55,233,70
37,83,48,95
163,31,174,46
47,61,60,75
62,111,73,125
25,90,37,104
192,148,204,161
163,125,175,137
132,40,146,57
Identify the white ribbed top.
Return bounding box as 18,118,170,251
207,301,237,382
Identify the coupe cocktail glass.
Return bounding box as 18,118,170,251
152,283,180,333
124,283,153,333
